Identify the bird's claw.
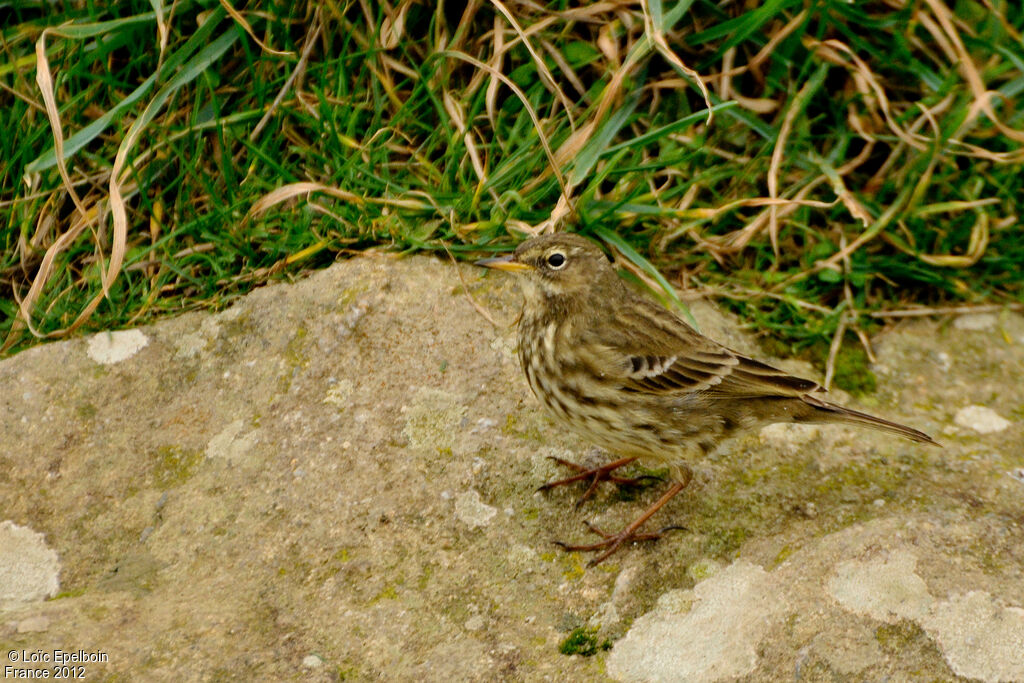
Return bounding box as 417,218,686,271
536,456,653,506
552,521,686,566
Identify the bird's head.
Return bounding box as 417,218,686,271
475,233,618,303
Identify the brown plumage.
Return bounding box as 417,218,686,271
478,232,936,564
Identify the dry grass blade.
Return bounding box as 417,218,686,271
33,29,89,220
442,241,499,328
921,0,1024,144
9,28,103,346
716,179,829,253
916,211,989,267
251,16,322,141
218,0,294,56
151,0,170,57
484,12,506,129
489,0,577,131
807,38,928,153
823,310,849,391
869,304,1024,319
379,0,413,50
640,0,714,125
5,206,97,345
3,0,1022,367
441,49,568,204
767,66,827,255
245,182,431,224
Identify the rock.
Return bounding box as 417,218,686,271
204,419,259,460
0,522,60,606
0,254,1020,680
758,422,820,450
925,591,1024,681
16,615,50,633
828,550,932,622
953,313,998,330
454,490,498,529
954,405,1012,434
607,561,784,682
86,329,149,364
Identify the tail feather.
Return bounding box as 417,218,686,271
801,394,938,446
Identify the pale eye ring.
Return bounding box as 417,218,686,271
546,251,567,269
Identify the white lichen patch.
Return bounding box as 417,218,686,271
953,313,998,330
453,490,497,529
322,379,355,407
402,387,468,453
925,591,1024,682
0,521,60,605
828,550,932,622
954,405,1011,434
607,561,785,682
829,551,1024,682
87,329,149,364
206,419,259,461
301,654,323,669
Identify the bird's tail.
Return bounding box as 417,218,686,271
801,394,939,446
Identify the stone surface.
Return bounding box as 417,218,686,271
85,328,149,364
0,522,60,607
1,253,1022,681
954,404,1012,434
953,312,998,331
606,561,784,682
454,489,498,529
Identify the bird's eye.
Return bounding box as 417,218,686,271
546,251,567,269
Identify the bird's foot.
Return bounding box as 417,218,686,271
554,521,686,566
538,455,661,507
551,479,690,566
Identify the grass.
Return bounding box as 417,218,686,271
558,626,612,657
2,0,1023,379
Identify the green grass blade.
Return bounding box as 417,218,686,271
569,96,641,186
26,7,228,173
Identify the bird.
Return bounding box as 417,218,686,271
476,232,936,566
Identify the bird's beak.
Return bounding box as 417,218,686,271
474,254,532,272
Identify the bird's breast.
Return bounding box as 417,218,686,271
515,315,721,462
517,319,654,451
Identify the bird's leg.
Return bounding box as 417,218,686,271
553,468,691,566
538,455,661,507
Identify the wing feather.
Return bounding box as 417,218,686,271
580,295,820,400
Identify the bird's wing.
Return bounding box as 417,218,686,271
580,297,819,399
